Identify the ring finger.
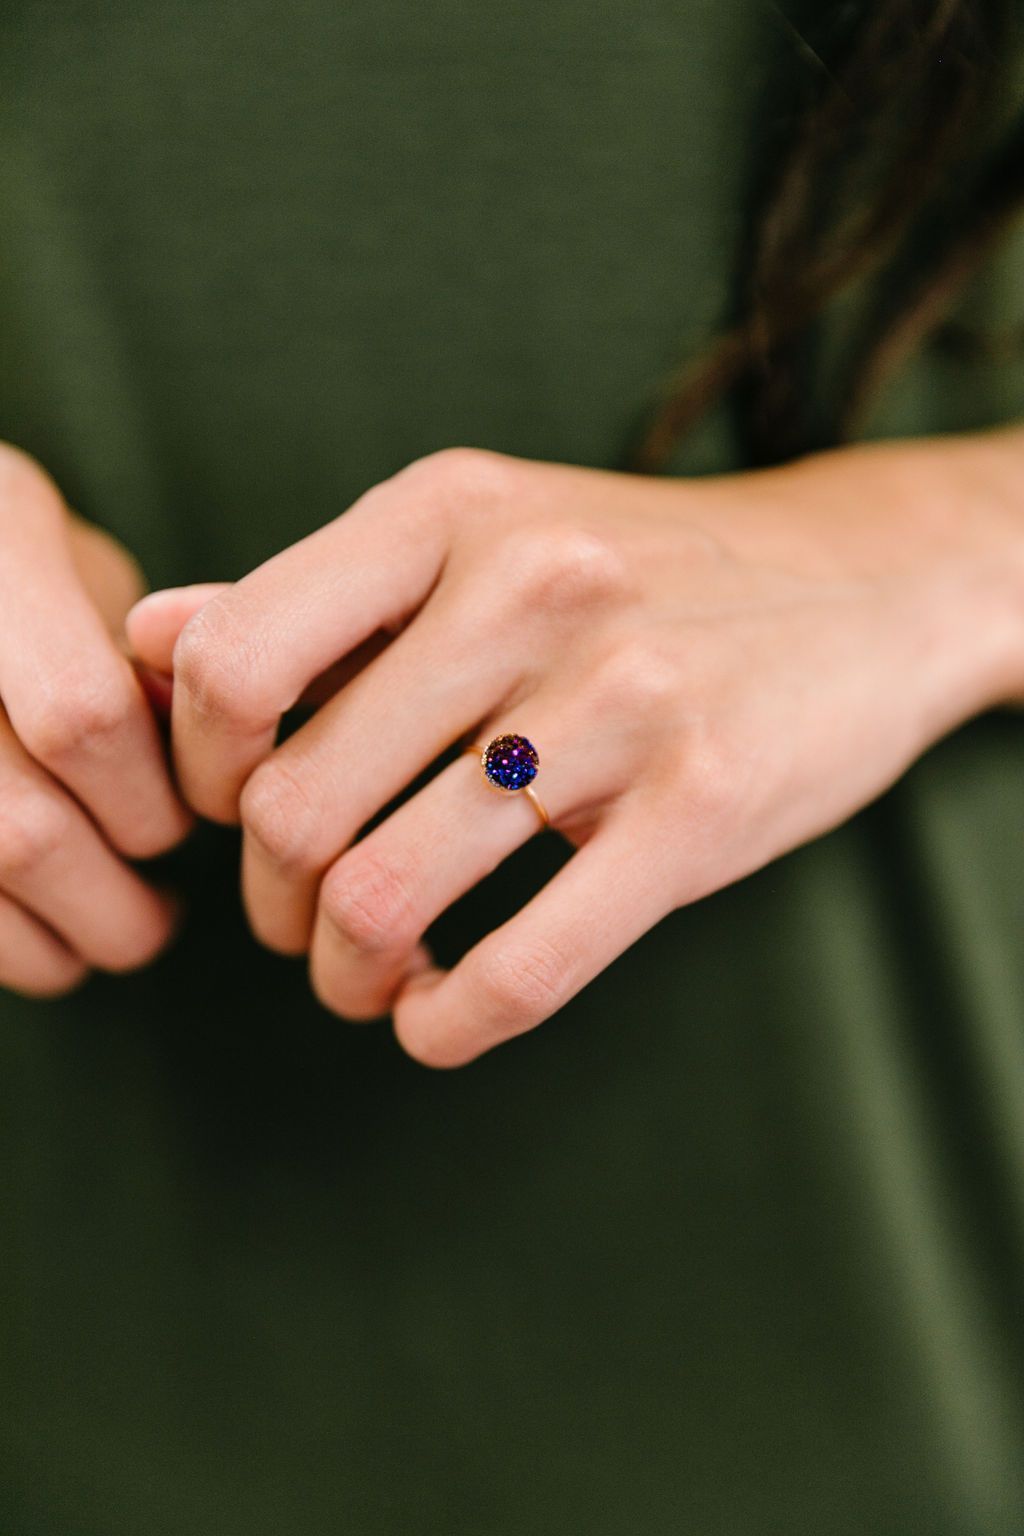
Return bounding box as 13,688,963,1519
237,581,542,954
307,696,635,1022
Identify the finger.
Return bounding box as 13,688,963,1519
0,711,179,971
164,454,461,821
127,586,392,715
126,584,232,725
307,700,629,1019
66,515,150,633
389,812,674,1068
0,460,191,856
0,890,88,998
238,581,532,954
125,583,231,672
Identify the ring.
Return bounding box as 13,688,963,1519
464,732,550,830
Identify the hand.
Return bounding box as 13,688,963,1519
126,430,1024,1065
0,445,192,997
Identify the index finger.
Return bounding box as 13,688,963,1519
164,450,487,821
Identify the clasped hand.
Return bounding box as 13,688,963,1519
2,431,1022,1064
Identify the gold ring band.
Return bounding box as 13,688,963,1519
464,740,550,831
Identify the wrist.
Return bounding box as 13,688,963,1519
874,424,1024,720
707,425,1024,745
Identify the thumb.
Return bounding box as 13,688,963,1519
124,583,231,673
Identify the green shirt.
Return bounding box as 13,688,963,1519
1,4,1023,1532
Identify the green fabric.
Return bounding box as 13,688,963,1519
2,4,1024,1532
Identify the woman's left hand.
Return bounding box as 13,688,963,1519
127,433,1024,1065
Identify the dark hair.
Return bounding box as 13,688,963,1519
631,0,1024,472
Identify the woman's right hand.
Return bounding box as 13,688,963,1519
0,444,192,998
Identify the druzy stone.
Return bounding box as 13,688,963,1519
482,733,539,791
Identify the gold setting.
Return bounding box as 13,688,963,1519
464,739,550,830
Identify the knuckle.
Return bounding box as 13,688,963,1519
475,939,565,1026
240,759,324,874
22,668,137,765
0,790,73,877
504,525,628,614
592,635,681,718
402,445,518,509
173,601,266,726
0,442,64,520
321,850,417,955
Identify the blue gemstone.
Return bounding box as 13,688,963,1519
482,733,539,791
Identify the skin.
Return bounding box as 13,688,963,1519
110,422,1024,1068
0,444,192,996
